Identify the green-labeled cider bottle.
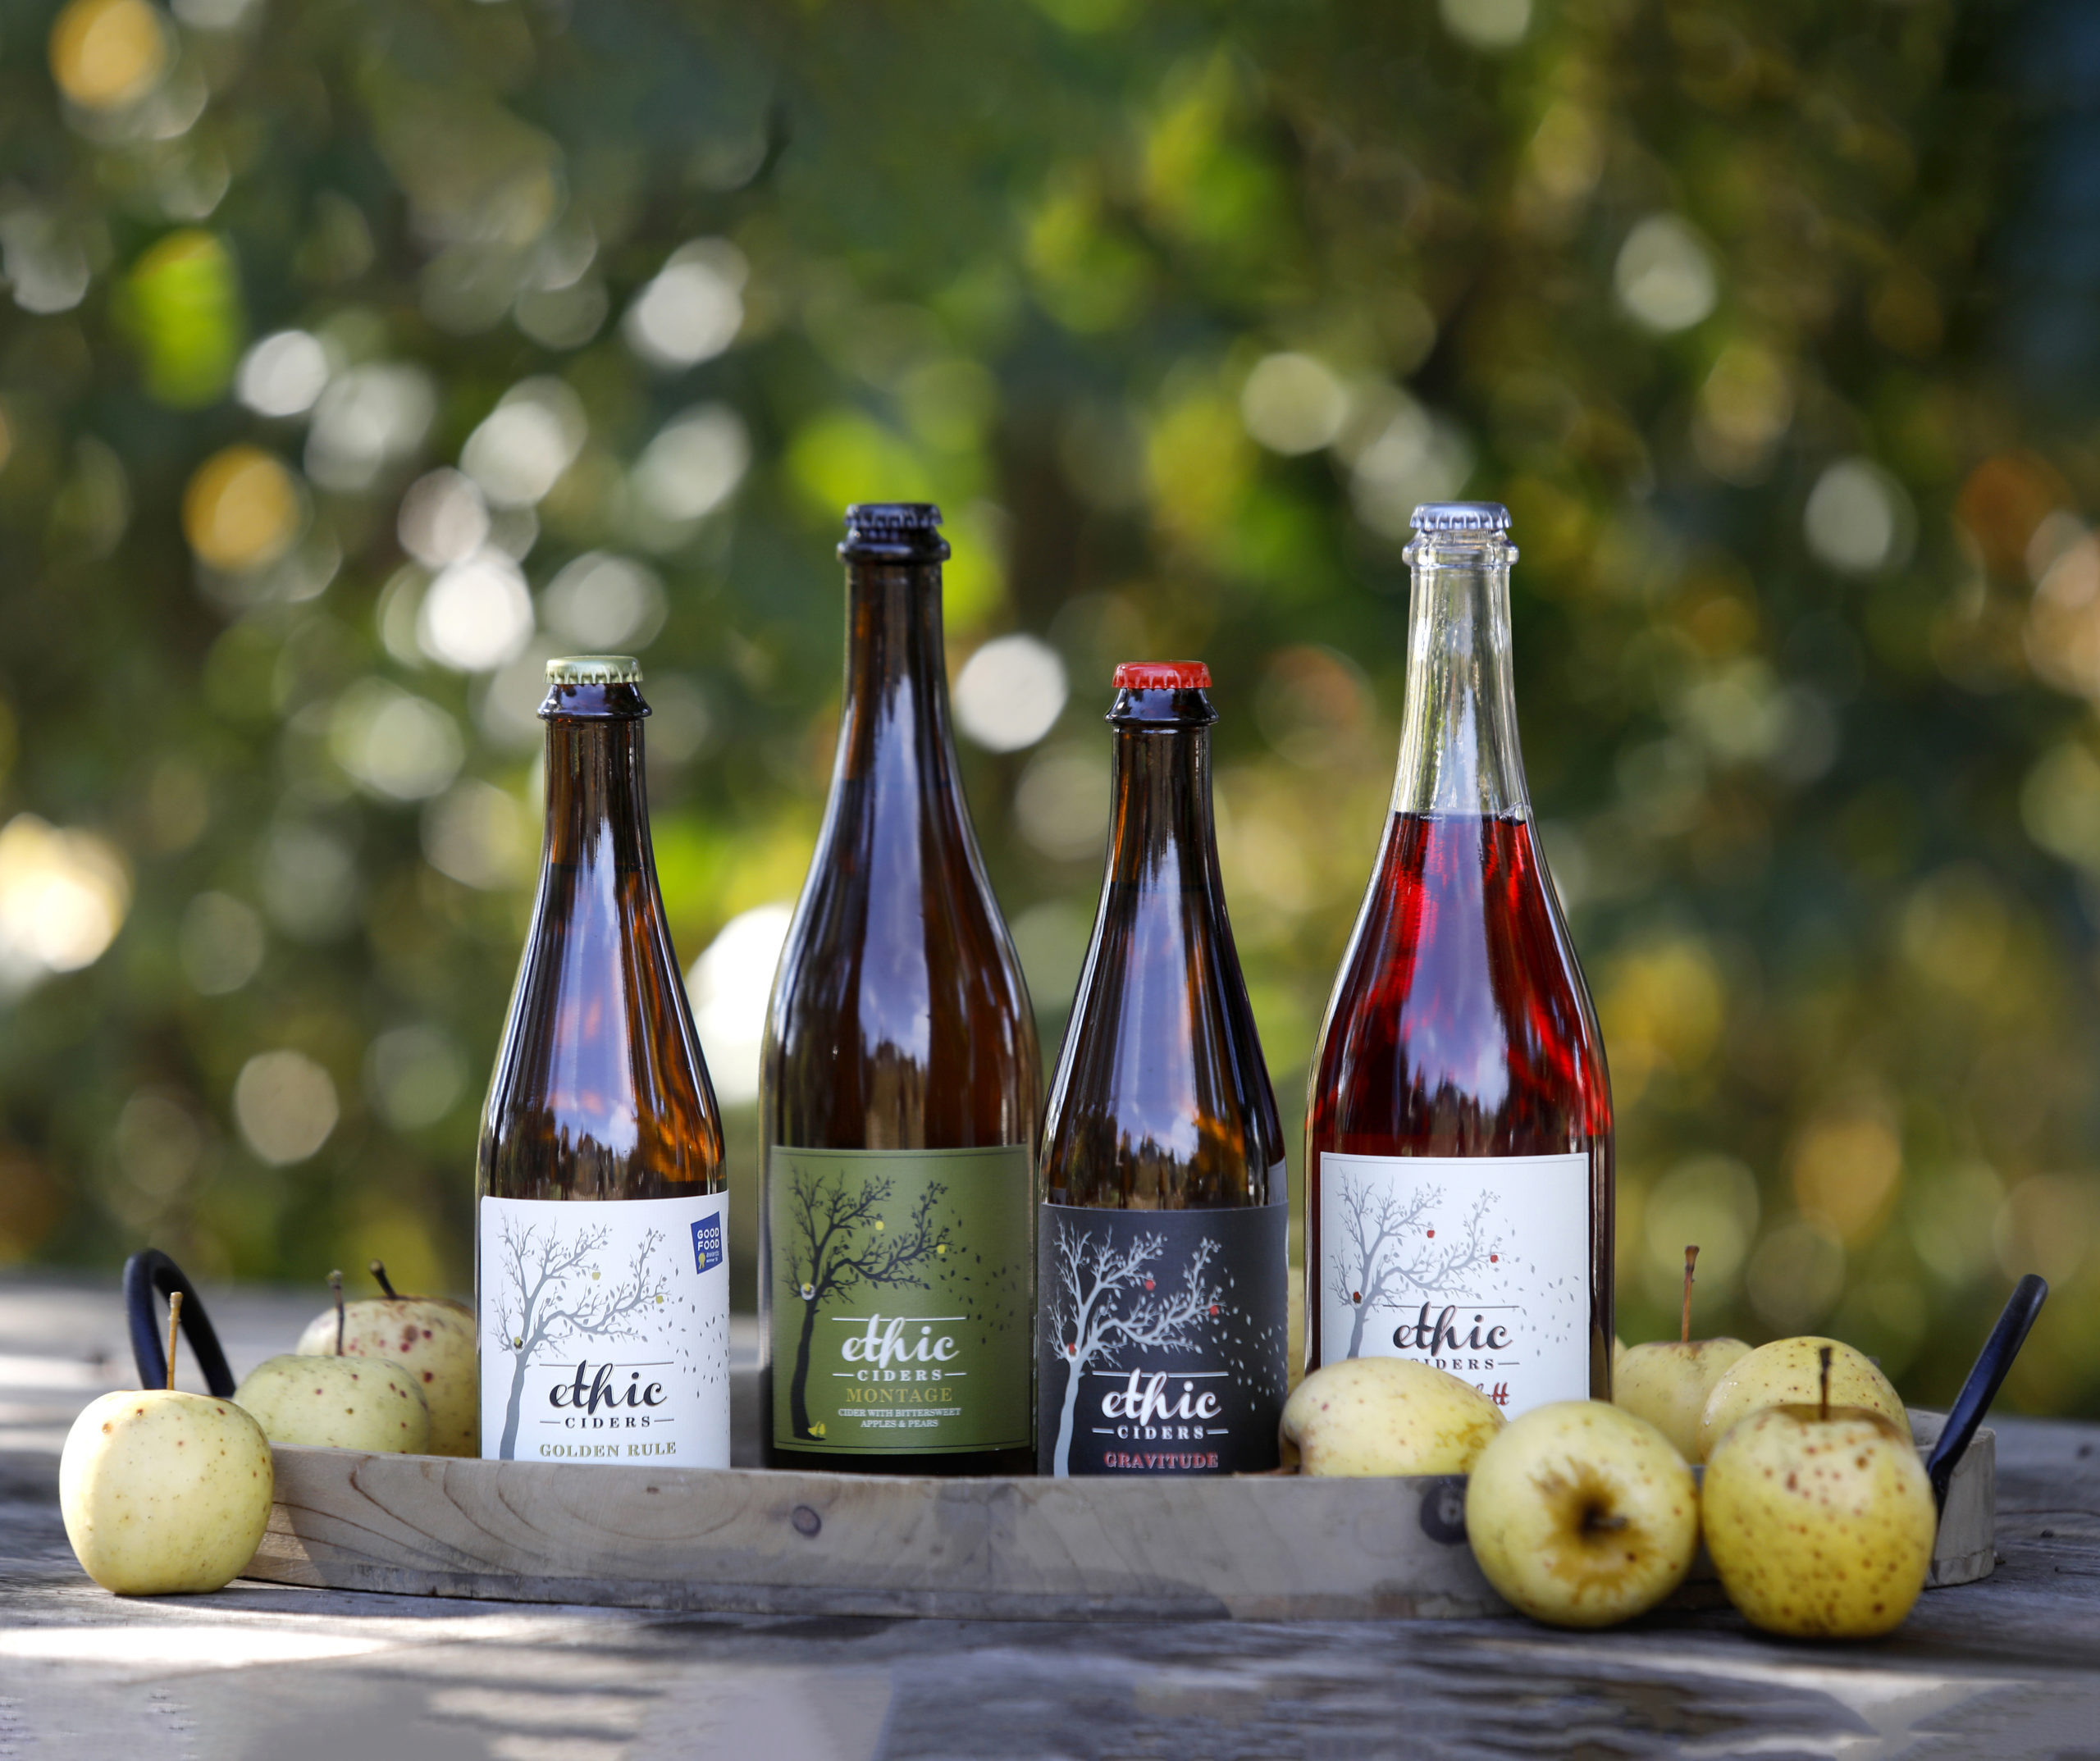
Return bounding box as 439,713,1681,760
760,504,1042,1474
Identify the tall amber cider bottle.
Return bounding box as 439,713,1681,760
477,657,730,1467
1037,664,1288,1477
1307,504,1612,1416
760,504,1040,1474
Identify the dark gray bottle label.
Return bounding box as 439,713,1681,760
1037,1200,1288,1476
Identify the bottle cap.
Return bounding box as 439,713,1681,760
840,503,950,562
546,655,642,685
1410,502,1511,535
845,503,943,538
1113,661,1212,691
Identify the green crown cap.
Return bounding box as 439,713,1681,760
546,655,642,685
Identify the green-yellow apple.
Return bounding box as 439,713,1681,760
294,1260,477,1456
1280,1357,1504,1476
1695,1334,1908,1462
60,1292,274,1594
237,1270,431,1452
1465,1400,1701,1629
1702,1348,1935,1639
1614,1246,1751,1462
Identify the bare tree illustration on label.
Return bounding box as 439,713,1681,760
1037,1204,1287,1476
1327,1176,1504,1360
1317,1152,1590,1417
479,1193,731,1467
777,1163,948,1444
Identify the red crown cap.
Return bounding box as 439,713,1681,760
1113,661,1211,691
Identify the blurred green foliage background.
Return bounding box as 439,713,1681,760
2,0,2097,1416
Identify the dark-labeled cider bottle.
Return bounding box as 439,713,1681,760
760,504,1041,1474
1037,662,1288,1477
1307,503,1613,1415
477,656,731,1467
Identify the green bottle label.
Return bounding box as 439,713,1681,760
768,1144,1034,1453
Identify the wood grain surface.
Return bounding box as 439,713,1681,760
244,1404,1996,1621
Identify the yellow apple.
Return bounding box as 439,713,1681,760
1465,1399,1700,1629
60,1389,274,1594
294,1262,477,1456
1702,1400,1935,1639
1695,1335,1909,1462
235,1353,431,1452
1616,1338,1751,1461
1280,1357,1504,1476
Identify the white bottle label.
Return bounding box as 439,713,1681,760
480,1193,731,1467
1317,1152,1590,1418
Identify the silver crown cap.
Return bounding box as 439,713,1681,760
546,655,642,685
1410,502,1512,534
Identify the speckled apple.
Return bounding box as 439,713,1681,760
1695,1336,1909,1462
1465,1400,1701,1629
295,1294,477,1456
1280,1357,1504,1476
60,1389,274,1595
1615,1336,1751,1462
1702,1403,1936,1639
235,1353,431,1452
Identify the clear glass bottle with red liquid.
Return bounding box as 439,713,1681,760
1306,504,1613,1414
1037,662,1289,1477
760,504,1041,1475
477,656,731,1467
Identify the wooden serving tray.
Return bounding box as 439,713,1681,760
244,1408,1994,1622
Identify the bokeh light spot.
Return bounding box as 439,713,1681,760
541,552,666,650
181,445,302,573
178,890,264,995
1239,353,1349,455
687,904,794,1106
1804,458,1909,574
397,469,491,569
364,1024,466,1132
329,679,464,801
460,376,587,509
50,0,170,112
632,404,751,525
418,550,535,672
1439,0,1530,51
422,779,529,891
955,635,1069,752
232,1049,338,1166
623,240,746,371
0,816,130,989
1614,215,1717,333
237,329,330,417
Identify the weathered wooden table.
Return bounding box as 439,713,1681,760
2,1273,2095,1759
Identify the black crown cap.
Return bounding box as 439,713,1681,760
841,502,951,562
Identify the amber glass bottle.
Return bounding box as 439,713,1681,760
477,656,730,1467
760,504,1041,1474
1306,504,1613,1415
1036,663,1288,1477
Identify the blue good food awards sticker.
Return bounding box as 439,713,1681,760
692,1212,724,1275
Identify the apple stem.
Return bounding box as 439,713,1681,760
164,1290,182,1392
369,1259,398,1299
330,1269,345,1356
1682,1244,1700,1344
1819,1344,1833,1423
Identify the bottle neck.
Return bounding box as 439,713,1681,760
835,559,960,791
541,682,652,870
1391,531,1532,819
1104,687,1221,892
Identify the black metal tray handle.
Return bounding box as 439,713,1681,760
123,1248,237,1398
1925,1272,2048,1514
